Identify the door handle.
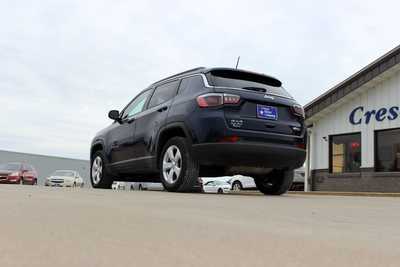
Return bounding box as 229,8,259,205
111,141,119,148
265,123,276,129
157,106,168,112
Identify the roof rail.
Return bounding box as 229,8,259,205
153,67,206,85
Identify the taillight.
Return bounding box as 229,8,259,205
291,104,305,118
223,94,240,104
218,136,240,143
196,94,223,107
196,93,240,108
296,143,306,149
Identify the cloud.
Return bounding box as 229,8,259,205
0,0,399,159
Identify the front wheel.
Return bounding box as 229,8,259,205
91,151,114,189
159,137,199,192
254,170,294,195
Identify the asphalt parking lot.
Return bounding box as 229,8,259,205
1,185,400,267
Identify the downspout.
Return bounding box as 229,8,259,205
304,125,313,192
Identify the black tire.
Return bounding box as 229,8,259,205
217,188,223,194
159,137,199,192
138,184,143,191
254,169,294,195
90,150,114,189
232,181,243,191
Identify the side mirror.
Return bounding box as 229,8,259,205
108,110,120,121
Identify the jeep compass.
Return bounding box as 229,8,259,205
90,67,306,194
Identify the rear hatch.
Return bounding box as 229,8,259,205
205,69,304,136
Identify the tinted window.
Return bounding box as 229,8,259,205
0,163,21,171
52,171,75,177
122,90,152,119
148,80,180,108
178,76,204,95
25,165,33,171
375,128,400,172
206,70,292,98
330,133,361,173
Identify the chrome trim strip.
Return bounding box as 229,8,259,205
109,156,156,167
147,73,293,100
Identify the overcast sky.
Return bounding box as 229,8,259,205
0,0,399,159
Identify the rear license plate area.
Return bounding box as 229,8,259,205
256,105,278,120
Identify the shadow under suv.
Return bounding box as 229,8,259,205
90,67,306,195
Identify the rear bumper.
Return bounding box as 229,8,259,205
192,142,306,170
22,178,36,185
0,178,20,184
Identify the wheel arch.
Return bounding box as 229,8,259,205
90,140,105,159
156,123,193,166
231,180,243,190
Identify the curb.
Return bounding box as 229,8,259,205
230,191,400,197
288,191,400,197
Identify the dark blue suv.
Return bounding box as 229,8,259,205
90,67,306,194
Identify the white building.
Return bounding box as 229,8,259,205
305,45,400,192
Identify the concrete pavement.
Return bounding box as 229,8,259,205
0,185,399,267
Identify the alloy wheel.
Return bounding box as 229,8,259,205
91,156,103,185
232,183,241,191
162,145,182,184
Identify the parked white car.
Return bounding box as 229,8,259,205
227,175,256,191
201,175,256,192
202,180,231,194
45,170,84,187
112,181,126,190
290,167,305,191
129,182,164,191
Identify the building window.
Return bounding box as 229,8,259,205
330,133,361,173
375,128,400,172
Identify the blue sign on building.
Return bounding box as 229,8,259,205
349,106,400,125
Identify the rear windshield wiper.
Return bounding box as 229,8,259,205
241,87,267,93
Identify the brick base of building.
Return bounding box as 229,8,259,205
310,168,400,193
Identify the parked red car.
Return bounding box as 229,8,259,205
0,162,38,185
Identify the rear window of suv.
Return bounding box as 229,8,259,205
206,69,292,99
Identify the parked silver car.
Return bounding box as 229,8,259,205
45,170,84,187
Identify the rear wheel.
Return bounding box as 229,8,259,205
159,137,199,192
232,181,243,192
91,151,114,189
217,188,223,194
254,170,294,195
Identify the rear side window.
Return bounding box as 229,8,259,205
178,76,204,95
206,69,292,98
148,80,180,108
